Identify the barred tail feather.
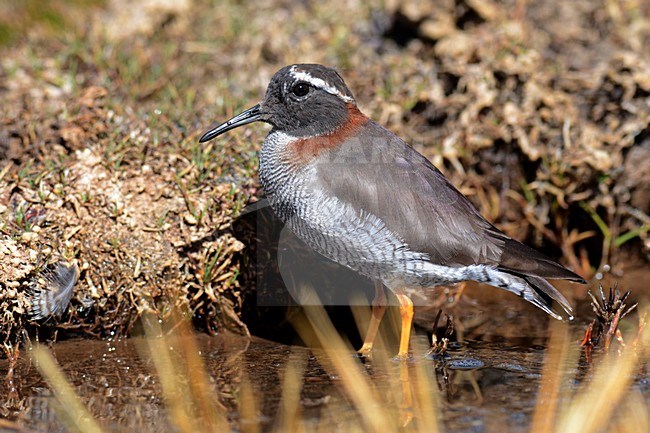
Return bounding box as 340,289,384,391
522,275,574,320
481,268,574,321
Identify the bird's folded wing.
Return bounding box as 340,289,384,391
315,120,584,282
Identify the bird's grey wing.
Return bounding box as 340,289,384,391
316,120,583,282
315,120,503,266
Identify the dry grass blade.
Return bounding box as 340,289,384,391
530,321,573,433
612,389,650,433
31,346,105,433
141,313,229,433
411,340,442,433
142,317,198,433
169,317,230,431
556,307,649,433
239,371,260,433
292,287,396,433
273,352,307,433
293,289,444,432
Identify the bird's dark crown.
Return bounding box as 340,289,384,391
259,64,357,137
198,64,360,144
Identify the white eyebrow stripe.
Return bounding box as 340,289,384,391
289,67,354,103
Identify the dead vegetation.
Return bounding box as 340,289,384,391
580,285,642,361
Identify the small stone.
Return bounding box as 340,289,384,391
21,232,38,242
447,358,485,370
184,213,198,225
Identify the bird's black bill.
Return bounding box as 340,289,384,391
199,104,262,143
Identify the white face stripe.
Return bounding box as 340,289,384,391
289,66,354,103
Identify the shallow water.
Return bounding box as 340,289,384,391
1,323,647,433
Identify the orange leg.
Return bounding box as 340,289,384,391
395,292,414,360
399,360,414,426
358,281,387,355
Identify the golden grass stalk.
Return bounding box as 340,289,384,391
612,389,650,433
410,340,442,433
293,286,444,433
555,308,649,433
32,345,105,433
239,371,261,433
142,317,201,432
273,352,307,433
140,312,229,433
293,288,396,433
530,320,573,433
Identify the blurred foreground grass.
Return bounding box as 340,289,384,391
31,293,649,432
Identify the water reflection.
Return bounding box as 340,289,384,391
0,328,647,433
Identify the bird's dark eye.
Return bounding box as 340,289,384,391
291,82,310,97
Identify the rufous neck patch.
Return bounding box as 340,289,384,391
285,104,369,164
